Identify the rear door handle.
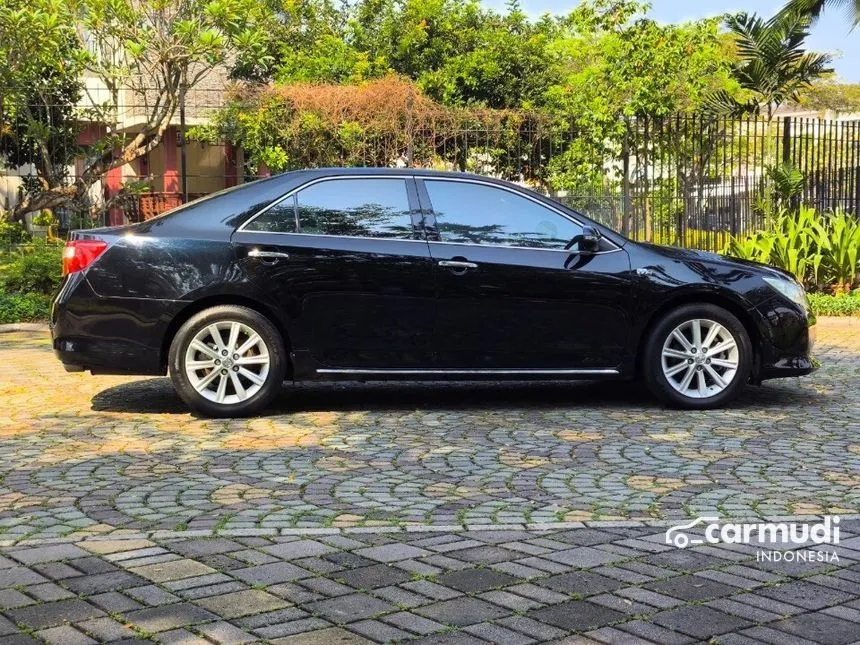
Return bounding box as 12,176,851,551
438,260,478,270
248,250,290,260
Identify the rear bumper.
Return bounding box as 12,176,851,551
51,273,180,375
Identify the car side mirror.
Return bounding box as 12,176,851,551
579,226,602,253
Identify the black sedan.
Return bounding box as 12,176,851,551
52,168,816,417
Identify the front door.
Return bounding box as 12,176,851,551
419,178,633,370
232,175,435,371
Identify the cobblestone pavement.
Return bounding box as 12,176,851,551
0,319,858,541
1,522,859,644
0,319,858,643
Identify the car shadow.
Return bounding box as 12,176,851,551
91,376,824,416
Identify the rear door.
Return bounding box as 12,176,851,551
418,177,633,370
232,175,436,371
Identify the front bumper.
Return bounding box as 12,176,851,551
753,297,818,381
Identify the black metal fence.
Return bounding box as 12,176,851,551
3,97,860,252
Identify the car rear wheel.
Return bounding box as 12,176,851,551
168,305,286,417
643,304,752,409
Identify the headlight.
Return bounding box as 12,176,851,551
763,276,808,308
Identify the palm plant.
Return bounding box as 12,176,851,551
780,0,860,26
706,12,832,119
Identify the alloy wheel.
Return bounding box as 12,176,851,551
661,318,739,399
184,320,270,405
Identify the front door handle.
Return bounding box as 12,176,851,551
248,249,290,261
438,260,478,270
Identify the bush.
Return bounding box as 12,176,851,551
0,240,64,295
0,288,51,323
724,206,860,292
0,219,31,245
808,292,860,317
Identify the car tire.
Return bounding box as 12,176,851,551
168,305,287,417
643,303,752,409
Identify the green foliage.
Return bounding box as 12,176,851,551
725,206,860,291
817,209,860,292
0,219,31,245
707,11,831,119
807,292,860,316
0,240,63,295
0,287,51,323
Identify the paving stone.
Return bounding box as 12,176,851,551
125,603,218,632
89,591,145,613
125,584,181,606
235,607,308,629
528,600,626,631
35,625,97,645
154,628,211,644
77,616,138,642
766,612,860,645
542,546,626,568
194,589,289,619
346,619,412,642
232,562,311,586
401,580,463,600
415,597,509,626
170,539,245,557
757,580,855,610
33,561,83,581
195,620,257,644
477,590,543,612
0,566,48,587
264,540,336,560
354,544,430,563
435,567,519,593
10,544,89,564
336,563,411,590
382,611,447,635
6,599,105,629
130,559,217,583
306,593,396,623
444,546,521,564
268,626,372,644
538,570,625,596
644,573,738,601
616,620,697,645
0,589,34,609
650,605,753,639
464,621,536,644
64,570,148,594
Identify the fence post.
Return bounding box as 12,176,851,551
622,120,631,238
782,116,791,165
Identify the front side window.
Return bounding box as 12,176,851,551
246,178,415,238
425,180,581,249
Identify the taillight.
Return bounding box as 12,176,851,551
62,239,108,276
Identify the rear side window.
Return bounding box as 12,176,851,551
424,180,581,249
245,178,414,239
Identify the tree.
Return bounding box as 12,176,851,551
780,0,860,26
0,0,84,215
0,0,271,220
707,12,832,120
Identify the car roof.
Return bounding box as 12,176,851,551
299,167,507,181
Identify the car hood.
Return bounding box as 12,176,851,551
635,242,796,281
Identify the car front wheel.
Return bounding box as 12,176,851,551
168,305,287,417
643,304,752,409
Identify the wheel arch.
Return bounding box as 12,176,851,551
634,291,764,380
160,294,292,375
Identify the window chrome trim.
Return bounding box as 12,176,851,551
316,368,620,375
427,240,624,255
419,176,621,252
237,174,418,234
